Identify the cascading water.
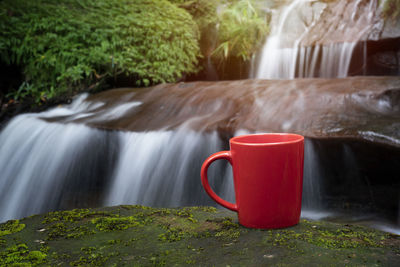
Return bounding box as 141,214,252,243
0,94,237,221
301,139,323,211
103,129,233,207
0,96,117,221
0,116,118,221
255,0,378,79
0,98,320,222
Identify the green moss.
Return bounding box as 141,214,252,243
158,227,188,242
27,250,47,262
87,206,159,232
189,206,217,213
214,228,241,240
46,222,67,239
173,209,198,223
149,252,168,266
154,207,233,242
210,217,242,241
1,206,398,266
46,222,95,240
263,219,387,250
70,246,114,266
0,243,47,266
91,216,141,232
42,209,105,240
42,208,97,224
0,220,25,247
69,246,121,266
156,211,198,242
0,220,25,237
119,205,153,211
52,252,71,262
107,239,122,245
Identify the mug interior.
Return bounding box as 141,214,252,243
231,133,303,145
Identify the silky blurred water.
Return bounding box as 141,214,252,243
254,0,377,79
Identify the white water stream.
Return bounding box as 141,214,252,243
0,103,321,222
255,0,378,79
0,96,235,221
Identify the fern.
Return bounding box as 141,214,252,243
212,0,269,62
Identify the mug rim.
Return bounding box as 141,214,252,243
230,133,304,146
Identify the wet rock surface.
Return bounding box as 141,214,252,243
278,0,400,45
0,205,399,266
43,77,400,147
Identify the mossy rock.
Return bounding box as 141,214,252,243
0,205,399,266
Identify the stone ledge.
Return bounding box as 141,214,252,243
1,205,399,266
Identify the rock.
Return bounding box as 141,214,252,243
43,76,400,147
295,1,380,45
0,205,399,266
280,0,400,45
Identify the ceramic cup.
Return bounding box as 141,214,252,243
201,133,304,229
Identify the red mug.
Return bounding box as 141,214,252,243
201,133,304,229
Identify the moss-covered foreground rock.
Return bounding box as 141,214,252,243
0,206,399,266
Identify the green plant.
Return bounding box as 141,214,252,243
169,0,218,27
169,0,219,56
212,0,269,62
5,82,47,104
0,0,201,102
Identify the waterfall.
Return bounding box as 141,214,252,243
0,115,120,221
0,119,238,221
302,139,323,210
255,0,378,79
0,119,237,221
1,110,324,221
0,94,238,221
104,129,233,207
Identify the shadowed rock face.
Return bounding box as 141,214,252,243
43,76,400,147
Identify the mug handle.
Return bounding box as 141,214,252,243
201,151,238,212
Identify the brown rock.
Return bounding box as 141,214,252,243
43,76,400,147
